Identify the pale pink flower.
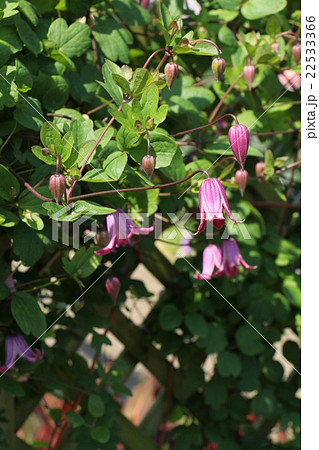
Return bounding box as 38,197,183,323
214,238,257,278
278,70,301,92
194,245,222,280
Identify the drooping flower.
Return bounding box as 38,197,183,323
214,238,257,278
243,64,255,90
235,169,248,197
106,277,121,304
164,62,179,90
228,124,250,170
278,70,301,92
49,173,66,204
95,209,154,255
142,155,156,179
212,57,226,81
194,244,222,280
0,334,43,373
196,178,243,234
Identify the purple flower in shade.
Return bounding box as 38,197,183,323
194,245,222,280
195,178,243,234
214,238,257,278
0,334,43,373
228,124,250,170
95,209,154,256
106,277,120,304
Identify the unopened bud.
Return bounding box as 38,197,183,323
105,277,120,304
142,154,156,179
235,169,248,196
96,228,109,247
168,20,180,34
272,42,279,54
292,43,301,64
164,62,179,90
212,57,226,81
180,39,189,48
228,124,249,170
243,64,255,91
135,120,143,131
41,147,51,156
255,161,265,178
145,116,154,130
49,173,66,203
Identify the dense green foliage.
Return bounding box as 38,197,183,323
0,0,300,449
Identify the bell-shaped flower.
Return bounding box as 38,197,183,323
194,244,222,280
0,333,43,373
195,178,243,234
278,70,301,92
214,238,257,278
228,124,250,170
95,209,154,255
106,276,120,304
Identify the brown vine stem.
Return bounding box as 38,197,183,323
69,169,210,202
143,48,167,69
50,307,117,450
86,103,108,115
208,72,244,122
275,160,301,174
168,113,238,138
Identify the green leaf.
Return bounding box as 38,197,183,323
14,96,43,131
31,145,56,165
141,84,159,121
14,58,33,92
63,246,102,279
0,206,19,227
282,276,301,308
204,376,227,409
217,351,242,377
65,412,85,428
0,65,19,110
103,151,127,181
132,68,154,98
15,14,42,54
43,75,69,111
128,131,178,168
90,426,110,444
48,18,91,58
101,61,123,107
11,292,47,337
88,394,104,418
0,375,25,397
264,149,275,179
184,313,208,338
251,388,277,419
112,73,131,94
197,323,227,354
241,0,287,20
113,0,151,26
235,325,265,356
159,304,183,331
12,222,44,265
0,164,20,200
19,209,44,230
18,0,39,26
40,122,62,155
92,18,133,64
266,16,282,36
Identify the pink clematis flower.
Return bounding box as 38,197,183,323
278,70,301,92
0,333,43,372
214,238,257,278
195,178,243,234
228,124,250,170
95,209,154,256
106,276,121,304
194,244,222,280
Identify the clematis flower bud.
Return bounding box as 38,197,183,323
243,64,255,91
164,62,179,90
255,161,265,178
142,155,156,179
49,173,66,204
212,57,226,81
235,169,248,196
105,276,120,304
228,124,250,170
292,43,301,64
